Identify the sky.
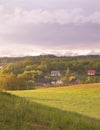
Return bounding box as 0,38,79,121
0,0,100,56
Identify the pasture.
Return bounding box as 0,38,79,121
0,83,100,130
10,83,100,119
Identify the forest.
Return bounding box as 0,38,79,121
0,55,100,90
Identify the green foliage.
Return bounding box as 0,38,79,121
1,55,100,75
25,65,34,71
0,73,30,90
17,71,32,80
85,76,100,84
66,67,70,76
0,62,24,74
0,55,100,89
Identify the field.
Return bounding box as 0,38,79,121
0,83,100,130
10,83,100,119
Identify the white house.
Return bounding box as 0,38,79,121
51,71,61,76
51,79,63,85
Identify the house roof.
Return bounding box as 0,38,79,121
36,78,51,84
51,71,60,73
87,70,96,73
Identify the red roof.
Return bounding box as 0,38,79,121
87,70,96,75
87,70,96,73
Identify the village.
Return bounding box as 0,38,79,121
0,55,100,89
35,69,100,86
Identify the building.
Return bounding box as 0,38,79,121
87,70,96,75
51,71,60,76
36,78,51,86
95,72,100,76
51,79,63,86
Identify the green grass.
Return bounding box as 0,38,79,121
0,92,41,130
0,83,100,130
10,83,100,119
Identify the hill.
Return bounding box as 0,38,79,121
0,55,100,91
3,83,99,130
9,83,100,119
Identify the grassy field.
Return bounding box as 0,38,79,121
10,83,100,119
0,92,40,130
0,83,100,130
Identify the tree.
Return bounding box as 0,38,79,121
0,73,28,90
17,71,32,81
66,67,70,76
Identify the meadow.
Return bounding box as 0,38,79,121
0,83,100,130
10,83,100,119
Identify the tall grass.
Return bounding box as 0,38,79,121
0,92,40,130
0,83,100,130
0,92,100,130
10,83,100,119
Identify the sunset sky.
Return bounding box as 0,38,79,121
0,0,100,56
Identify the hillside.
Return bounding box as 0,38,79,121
10,83,100,119
0,55,100,91
1,83,98,130
0,88,100,130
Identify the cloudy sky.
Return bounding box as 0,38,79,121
0,0,100,56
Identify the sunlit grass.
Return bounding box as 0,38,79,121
0,90,100,130
9,83,100,119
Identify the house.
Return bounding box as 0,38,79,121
87,70,96,76
51,79,63,86
36,78,51,86
51,71,61,76
95,72,100,76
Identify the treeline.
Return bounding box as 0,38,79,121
0,55,100,90
0,55,100,73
